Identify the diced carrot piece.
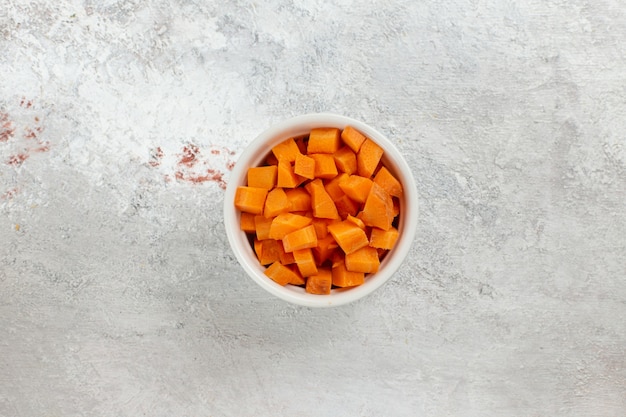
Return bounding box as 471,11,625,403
307,128,341,154
235,186,268,214
309,153,338,179
305,179,339,220
324,172,349,202
373,166,403,198
293,248,319,277
257,239,283,265
263,187,290,218
341,126,367,153
346,214,365,230
272,138,301,162
294,153,315,179
277,159,301,188
285,188,312,212
305,268,332,295
332,261,365,287
247,165,277,190
357,138,384,178
282,224,318,252
338,175,373,204
311,218,329,239
268,213,313,240
240,212,256,233
369,226,399,250
264,261,299,286
312,234,338,265
327,220,369,254
333,146,357,174
288,265,306,285
345,246,380,273
312,218,340,239
254,215,273,240
278,244,296,265
360,183,394,230
334,194,360,219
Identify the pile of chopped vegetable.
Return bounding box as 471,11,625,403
235,126,403,295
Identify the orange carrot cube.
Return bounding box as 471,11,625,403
247,165,277,190
235,186,268,214
305,268,332,294
310,153,338,179
282,224,318,252
307,128,341,154
264,261,300,286
345,246,380,273
357,138,383,178
341,126,367,153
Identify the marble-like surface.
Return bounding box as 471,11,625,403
1,1,625,416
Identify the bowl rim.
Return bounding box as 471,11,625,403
224,113,418,307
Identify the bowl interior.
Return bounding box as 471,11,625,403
224,114,418,307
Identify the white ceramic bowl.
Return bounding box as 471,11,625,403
224,113,418,307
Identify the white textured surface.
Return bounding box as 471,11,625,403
1,1,625,416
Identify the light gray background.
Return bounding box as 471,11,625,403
1,1,625,416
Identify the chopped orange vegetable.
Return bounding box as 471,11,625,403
264,187,290,218
338,174,373,204
373,166,403,197
268,213,312,240
247,165,277,190
324,172,349,202
333,146,357,175
327,220,369,254
264,261,300,286
346,214,366,230
282,224,318,252
285,188,311,212
360,183,394,230
236,125,405,294
293,248,319,277
312,234,338,264
288,265,306,285
254,215,273,240
369,226,399,250
345,246,380,273
305,179,339,220
310,153,338,179
357,138,384,178
311,217,330,239
272,138,301,162
240,212,256,233
341,125,366,153
305,268,332,294
277,159,301,188
294,153,315,179
332,261,365,287
235,186,268,214
255,239,283,265
278,243,296,265
307,128,341,154
334,194,360,219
